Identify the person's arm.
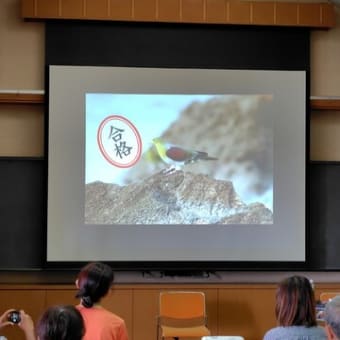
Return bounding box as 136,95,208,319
17,310,36,340
0,309,15,329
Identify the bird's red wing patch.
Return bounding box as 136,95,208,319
166,147,191,162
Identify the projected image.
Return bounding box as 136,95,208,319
85,93,273,225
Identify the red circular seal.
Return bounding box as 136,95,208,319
97,115,142,168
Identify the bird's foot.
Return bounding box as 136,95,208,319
161,166,177,175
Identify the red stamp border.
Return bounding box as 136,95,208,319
97,115,142,168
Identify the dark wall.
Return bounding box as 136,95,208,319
0,158,45,268
0,21,320,270
309,162,340,270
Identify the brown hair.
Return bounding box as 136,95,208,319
275,275,317,327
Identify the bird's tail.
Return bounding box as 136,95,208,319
196,151,218,161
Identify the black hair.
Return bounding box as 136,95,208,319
75,262,114,308
37,305,85,340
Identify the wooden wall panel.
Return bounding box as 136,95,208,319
182,0,205,23
276,2,298,26
204,288,219,335
218,286,276,340
134,0,157,21
21,0,336,28
133,288,160,340
44,288,78,306
206,0,226,23
110,0,133,20
321,3,336,26
61,0,84,18
85,0,109,19
252,2,275,25
228,2,251,24
299,3,322,26
0,290,45,340
36,0,59,17
158,0,181,22
21,0,35,17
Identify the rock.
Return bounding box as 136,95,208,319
85,171,273,224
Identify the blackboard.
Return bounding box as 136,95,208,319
309,162,340,270
0,158,45,269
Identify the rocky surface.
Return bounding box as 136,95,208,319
85,171,273,224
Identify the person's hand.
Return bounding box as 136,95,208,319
0,309,16,329
17,310,35,340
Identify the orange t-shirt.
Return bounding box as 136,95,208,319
77,305,128,340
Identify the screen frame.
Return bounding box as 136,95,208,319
45,65,308,272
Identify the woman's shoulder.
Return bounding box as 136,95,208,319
77,306,125,324
263,325,326,340
263,326,285,339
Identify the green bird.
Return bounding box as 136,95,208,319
152,137,218,172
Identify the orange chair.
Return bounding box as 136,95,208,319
317,292,340,323
320,292,340,303
157,291,211,340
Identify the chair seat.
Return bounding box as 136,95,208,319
202,337,245,340
161,325,211,337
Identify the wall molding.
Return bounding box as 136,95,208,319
310,96,340,110
1,91,339,110
0,90,44,105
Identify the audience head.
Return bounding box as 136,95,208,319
324,295,340,339
275,275,317,327
36,305,85,340
75,261,114,308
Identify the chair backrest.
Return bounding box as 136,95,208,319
320,292,340,303
202,337,244,340
160,291,206,319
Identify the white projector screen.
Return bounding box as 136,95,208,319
47,65,306,268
